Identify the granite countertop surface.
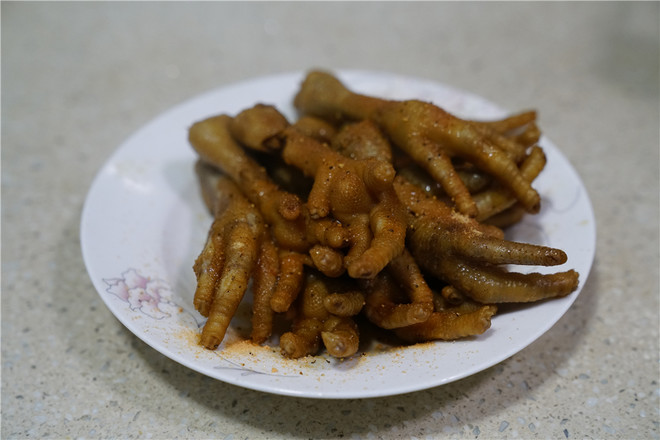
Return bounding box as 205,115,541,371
2,2,658,439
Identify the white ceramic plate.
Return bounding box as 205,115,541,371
80,70,596,399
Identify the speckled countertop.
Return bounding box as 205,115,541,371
2,2,659,439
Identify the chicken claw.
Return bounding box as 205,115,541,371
189,113,347,253
294,70,541,217
280,271,360,358
281,127,407,278
192,164,265,349
395,176,579,303
362,249,434,329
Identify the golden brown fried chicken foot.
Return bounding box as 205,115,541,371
375,100,539,214
294,74,474,214
192,163,227,316
394,305,497,342
396,177,566,266
294,70,540,216
282,128,394,216
348,189,408,279
394,176,579,302
331,118,475,216
327,121,414,278
189,115,307,251
191,173,265,350
281,127,407,278
190,114,348,253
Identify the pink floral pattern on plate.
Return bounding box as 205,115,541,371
103,269,290,377
103,268,178,319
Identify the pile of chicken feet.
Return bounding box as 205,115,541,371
188,70,579,359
